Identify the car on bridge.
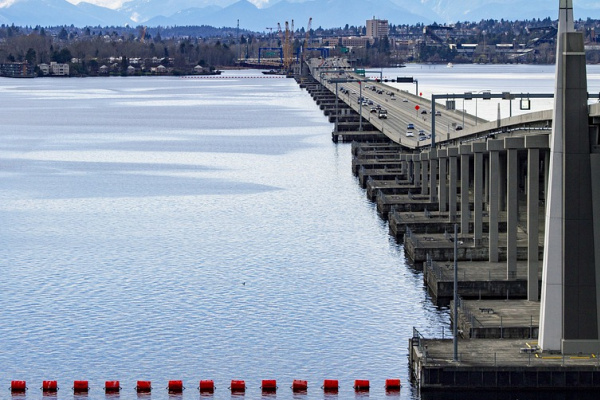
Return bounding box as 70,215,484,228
406,131,414,137
407,123,415,130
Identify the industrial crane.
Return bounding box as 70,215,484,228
284,21,293,70
304,17,312,50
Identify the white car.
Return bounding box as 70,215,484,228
406,131,414,137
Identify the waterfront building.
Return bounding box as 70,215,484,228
0,62,34,78
366,17,389,40
341,36,373,48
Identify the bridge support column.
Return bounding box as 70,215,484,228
429,150,438,203
500,154,507,212
472,143,486,246
448,147,459,223
400,154,408,177
438,150,448,213
413,155,421,188
421,154,429,196
540,0,600,354
526,135,548,301
460,145,472,237
484,155,490,210
505,137,524,280
487,139,504,263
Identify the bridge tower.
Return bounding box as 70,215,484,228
539,0,600,353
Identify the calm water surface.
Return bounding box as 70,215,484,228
1,65,599,400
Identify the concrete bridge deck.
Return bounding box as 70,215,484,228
307,58,554,150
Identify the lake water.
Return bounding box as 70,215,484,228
1,65,599,400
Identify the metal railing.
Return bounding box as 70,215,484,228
405,226,422,247
456,295,484,329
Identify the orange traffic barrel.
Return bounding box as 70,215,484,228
385,378,402,391
230,380,245,393
167,380,183,393
198,380,214,393
104,381,120,393
354,379,370,391
73,381,89,393
322,379,338,392
11,381,26,393
42,381,58,393
261,379,277,392
291,379,308,392
135,381,151,393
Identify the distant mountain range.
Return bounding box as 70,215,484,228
0,0,599,31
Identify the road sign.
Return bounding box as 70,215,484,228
415,105,420,110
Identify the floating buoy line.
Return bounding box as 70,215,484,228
9,378,401,394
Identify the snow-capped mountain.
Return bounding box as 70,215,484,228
0,0,597,30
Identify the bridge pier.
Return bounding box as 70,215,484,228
472,142,486,246
487,139,503,262
413,155,421,188
460,144,471,236
429,150,438,203
505,137,524,279
526,135,548,301
438,150,448,213
421,154,429,196
448,147,459,223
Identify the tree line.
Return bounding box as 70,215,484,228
2,17,600,76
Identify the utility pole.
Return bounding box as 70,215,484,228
237,19,240,63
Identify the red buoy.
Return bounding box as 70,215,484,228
167,380,183,393
104,381,120,393
198,380,214,393
230,380,245,393
322,379,338,392
261,379,277,392
11,381,26,393
354,379,370,391
73,381,89,393
385,378,402,391
136,381,151,393
291,380,307,392
42,381,58,393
